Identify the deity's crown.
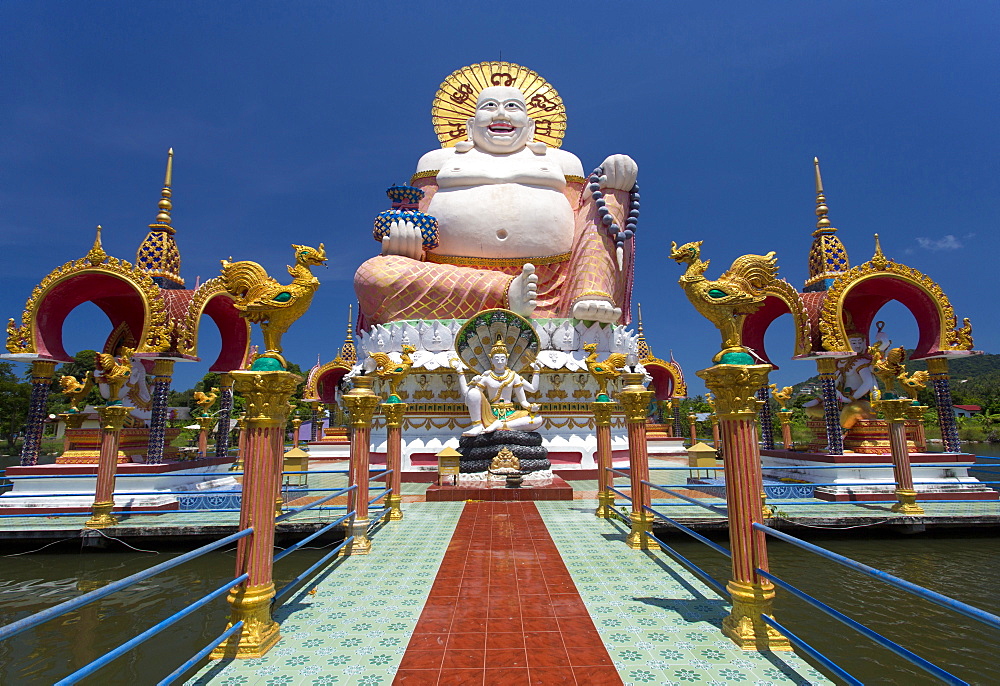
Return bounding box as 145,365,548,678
490,335,509,357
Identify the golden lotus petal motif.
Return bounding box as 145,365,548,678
431,61,567,149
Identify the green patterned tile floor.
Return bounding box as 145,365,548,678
184,500,832,686
187,501,465,686
535,501,831,686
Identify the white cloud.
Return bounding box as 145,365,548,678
915,235,963,251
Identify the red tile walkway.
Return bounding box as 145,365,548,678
393,501,622,686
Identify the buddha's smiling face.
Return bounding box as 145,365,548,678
468,86,534,154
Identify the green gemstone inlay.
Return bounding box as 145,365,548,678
274,292,292,303
707,288,727,299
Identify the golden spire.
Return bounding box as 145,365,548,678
813,157,834,236
871,233,889,269
155,148,174,227
636,302,651,360
337,304,357,363
136,149,184,287
85,225,107,265
804,157,850,292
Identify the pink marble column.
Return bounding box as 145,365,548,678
619,371,657,550
342,375,381,554
85,405,130,529
592,401,615,518
381,402,406,521
212,370,299,659
877,398,924,515
698,363,789,651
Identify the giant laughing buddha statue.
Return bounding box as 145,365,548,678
354,62,639,328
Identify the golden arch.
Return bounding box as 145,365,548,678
177,277,251,372
819,257,971,359
6,243,170,360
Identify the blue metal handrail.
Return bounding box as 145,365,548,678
608,485,633,502
54,573,249,685
643,480,728,515
645,531,728,597
759,615,863,686
273,536,354,605
644,505,731,557
368,468,392,481
1,469,351,480
156,620,243,686
275,485,356,523
368,487,390,506
754,523,1000,631
274,512,354,562
0,527,253,642
757,567,967,685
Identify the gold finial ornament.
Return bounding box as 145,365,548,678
369,344,415,401
86,225,108,265
96,347,135,403
157,148,174,225
669,240,781,363
769,384,794,410
431,62,566,149
583,343,628,400
221,244,327,370
871,233,889,270
60,374,95,412
194,387,220,416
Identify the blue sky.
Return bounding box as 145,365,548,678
2,1,997,393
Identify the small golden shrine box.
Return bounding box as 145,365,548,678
283,447,310,487
687,442,718,469
437,446,462,485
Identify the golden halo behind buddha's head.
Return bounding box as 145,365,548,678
431,62,567,149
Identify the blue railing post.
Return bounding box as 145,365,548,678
698,363,790,651
210,369,300,659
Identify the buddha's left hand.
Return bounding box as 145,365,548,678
599,154,638,191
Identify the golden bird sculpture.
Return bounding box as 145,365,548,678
369,344,416,402
669,240,779,364
221,244,327,370
194,387,219,416
870,344,907,398
769,384,794,410
898,370,929,402
95,347,135,404
582,342,628,400
60,374,95,412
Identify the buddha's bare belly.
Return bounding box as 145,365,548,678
429,184,574,259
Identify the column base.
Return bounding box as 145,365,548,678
211,582,280,659
891,489,925,515
386,494,403,521
626,511,660,550
85,500,118,529
722,580,791,651
340,517,372,555
595,490,615,519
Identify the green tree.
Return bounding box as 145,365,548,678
0,362,31,452
47,350,101,415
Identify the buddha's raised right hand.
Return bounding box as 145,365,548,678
380,219,423,260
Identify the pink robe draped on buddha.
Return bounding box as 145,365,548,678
354,178,634,327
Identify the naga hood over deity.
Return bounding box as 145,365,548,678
354,62,640,328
